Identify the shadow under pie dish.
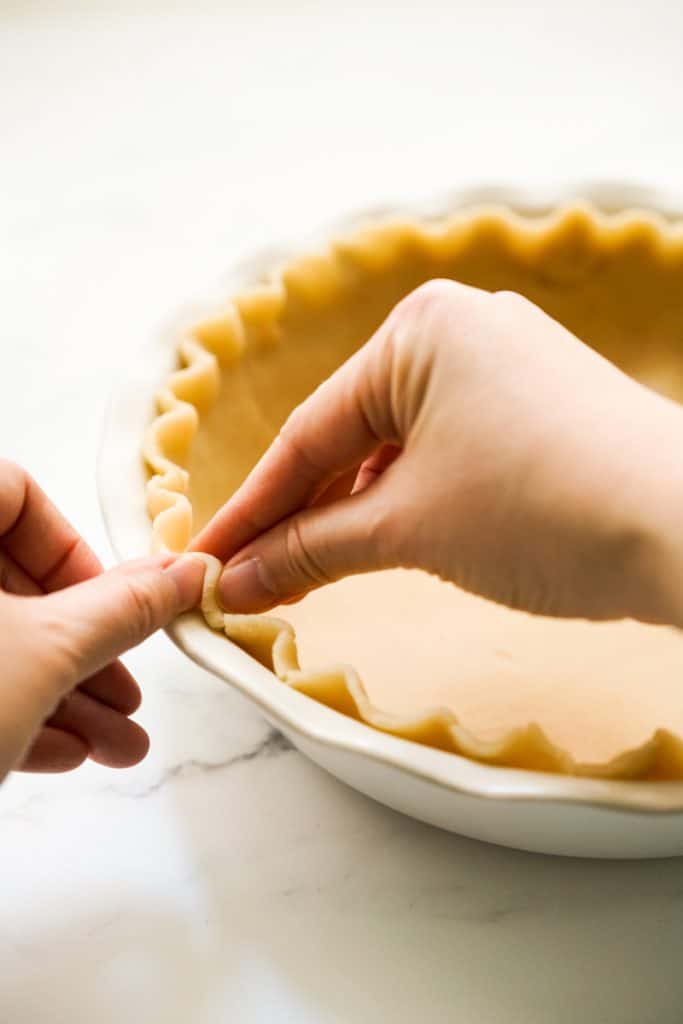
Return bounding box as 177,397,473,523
142,200,683,783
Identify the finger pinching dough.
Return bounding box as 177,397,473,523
144,204,683,779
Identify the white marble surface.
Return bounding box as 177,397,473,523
4,2,683,1020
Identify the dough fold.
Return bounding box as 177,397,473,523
143,204,683,780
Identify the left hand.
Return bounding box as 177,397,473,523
0,460,204,781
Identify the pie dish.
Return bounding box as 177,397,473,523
142,197,683,782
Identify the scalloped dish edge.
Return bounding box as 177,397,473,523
142,202,683,781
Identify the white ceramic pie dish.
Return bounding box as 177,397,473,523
99,182,683,859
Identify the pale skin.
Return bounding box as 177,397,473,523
0,459,205,783
4,281,683,781
195,281,683,629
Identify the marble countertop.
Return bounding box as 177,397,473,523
3,2,683,1020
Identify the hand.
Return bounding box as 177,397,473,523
194,280,683,629
0,460,205,781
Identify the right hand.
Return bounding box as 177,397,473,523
194,280,683,628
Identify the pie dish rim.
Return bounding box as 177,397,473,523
99,179,683,819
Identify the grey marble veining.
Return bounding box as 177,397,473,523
114,729,294,801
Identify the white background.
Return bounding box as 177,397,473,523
3,2,683,1021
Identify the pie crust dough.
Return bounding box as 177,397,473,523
143,204,683,779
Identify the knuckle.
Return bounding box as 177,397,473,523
395,278,461,322
0,457,23,481
491,288,532,314
382,280,460,434
0,459,29,532
277,412,324,481
283,517,330,588
390,278,480,361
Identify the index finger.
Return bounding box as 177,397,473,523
192,333,397,563
0,460,102,590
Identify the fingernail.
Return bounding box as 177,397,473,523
219,558,276,612
164,555,206,608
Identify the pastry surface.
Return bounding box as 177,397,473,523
144,205,683,778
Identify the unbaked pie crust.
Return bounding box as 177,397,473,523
143,204,683,780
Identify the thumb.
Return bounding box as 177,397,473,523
217,484,398,612
37,554,206,692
